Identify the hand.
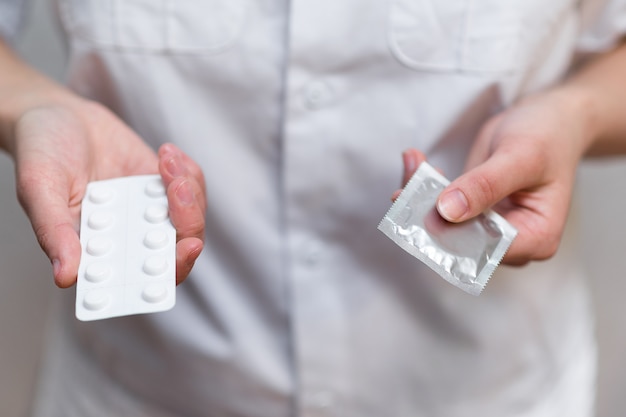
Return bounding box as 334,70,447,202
13,99,206,287
400,90,589,265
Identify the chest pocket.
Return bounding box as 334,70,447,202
59,0,248,54
388,0,576,74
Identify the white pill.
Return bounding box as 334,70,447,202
144,204,169,224
85,263,112,283
143,256,168,276
86,237,113,256
144,230,169,249
141,283,168,303
87,211,114,230
89,186,114,204
83,290,111,311
145,179,166,198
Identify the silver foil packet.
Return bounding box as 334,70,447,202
378,162,517,295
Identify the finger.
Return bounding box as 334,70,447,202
436,148,544,222
159,144,206,282
503,216,551,265
401,149,427,187
159,143,205,187
159,143,207,213
496,185,569,264
391,189,402,201
167,176,206,242
391,149,427,201
16,172,82,287
175,237,203,284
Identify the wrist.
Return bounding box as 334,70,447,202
555,42,626,156
0,79,79,154
0,42,80,156
531,86,601,159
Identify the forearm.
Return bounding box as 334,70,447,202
553,40,626,157
0,38,77,155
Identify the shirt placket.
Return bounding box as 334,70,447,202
282,1,353,416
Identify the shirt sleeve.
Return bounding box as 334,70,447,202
0,0,28,45
578,0,626,53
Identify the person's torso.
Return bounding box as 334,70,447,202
48,1,596,415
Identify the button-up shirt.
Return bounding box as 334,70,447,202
3,1,626,416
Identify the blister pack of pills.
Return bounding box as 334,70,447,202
76,175,176,321
378,162,517,296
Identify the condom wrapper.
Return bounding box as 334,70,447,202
378,162,517,295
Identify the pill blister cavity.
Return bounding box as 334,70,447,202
143,256,168,276
144,204,169,224
144,229,169,250
89,185,115,204
85,262,112,283
145,179,166,198
87,211,114,230
83,290,111,311
86,236,113,256
142,283,168,303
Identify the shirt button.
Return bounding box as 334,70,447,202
304,80,333,109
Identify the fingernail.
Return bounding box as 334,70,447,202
164,154,186,177
176,180,195,206
160,143,176,155
437,189,469,221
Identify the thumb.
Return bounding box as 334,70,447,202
436,149,542,222
17,174,83,288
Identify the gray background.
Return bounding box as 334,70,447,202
2,1,626,416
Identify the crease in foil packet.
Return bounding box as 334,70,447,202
378,162,517,295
